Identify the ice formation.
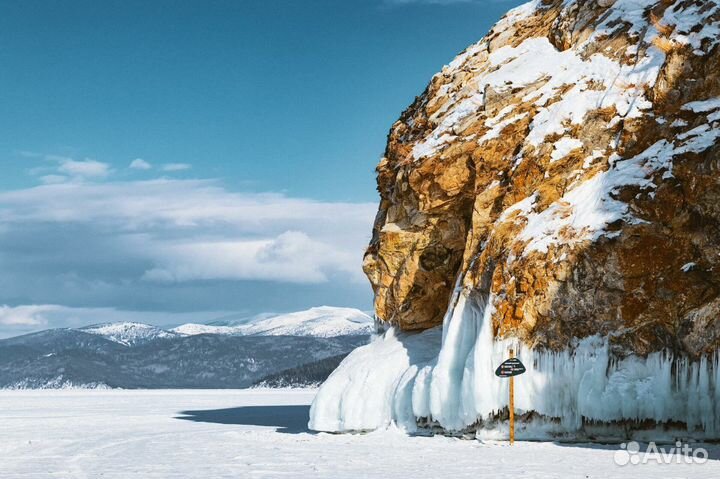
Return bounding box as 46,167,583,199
309,289,720,440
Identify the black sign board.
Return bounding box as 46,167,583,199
495,357,526,378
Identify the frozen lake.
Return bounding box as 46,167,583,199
1,389,719,478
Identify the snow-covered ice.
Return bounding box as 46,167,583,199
2,389,719,479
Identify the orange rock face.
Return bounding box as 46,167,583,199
363,0,720,357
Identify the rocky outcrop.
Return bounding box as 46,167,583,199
310,0,720,439
363,0,720,358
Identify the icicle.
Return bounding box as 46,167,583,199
309,292,720,440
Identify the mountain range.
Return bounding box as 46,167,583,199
0,306,373,389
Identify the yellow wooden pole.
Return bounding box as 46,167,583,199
509,348,515,445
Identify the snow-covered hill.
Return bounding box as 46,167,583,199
11,390,716,478
0,306,372,389
82,322,180,346
0,329,367,390
170,323,240,336
236,306,374,337
173,306,374,338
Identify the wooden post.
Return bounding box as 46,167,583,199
509,348,515,445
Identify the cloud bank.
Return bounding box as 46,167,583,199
0,304,233,338
0,176,376,336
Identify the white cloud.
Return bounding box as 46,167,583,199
143,231,358,284
26,154,112,181
0,304,56,326
0,179,376,285
57,158,111,179
0,304,234,338
129,158,152,170
39,174,68,184
161,163,191,172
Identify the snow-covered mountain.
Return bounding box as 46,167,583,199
82,322,181,346
170,323,240,336
172,306,374,338
0,306,372,389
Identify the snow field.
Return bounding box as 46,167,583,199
2,389,719,478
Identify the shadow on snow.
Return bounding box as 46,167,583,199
176,404,311,434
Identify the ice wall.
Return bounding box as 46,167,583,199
309,290,720,440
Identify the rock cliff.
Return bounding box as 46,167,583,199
310,0,720,439
364,0,720,357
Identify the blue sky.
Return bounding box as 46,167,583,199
0,0,524,336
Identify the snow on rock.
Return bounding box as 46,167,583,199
413,14,666,160
682,262,697,272
683,97,720,123
82,322,179,346
683,97,720,113
487,36,661,148
662,1,720,52
173,307,374,338
512,136,683,257
550,137,584,163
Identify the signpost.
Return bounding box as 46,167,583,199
494,349,526,445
